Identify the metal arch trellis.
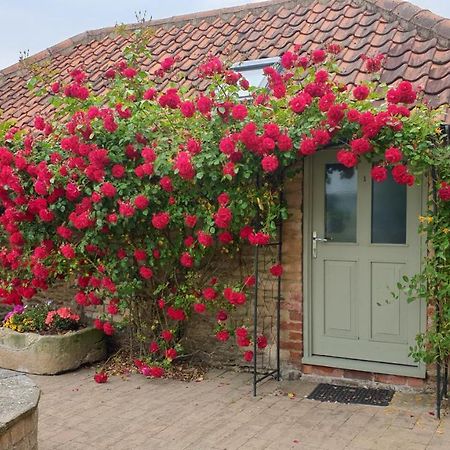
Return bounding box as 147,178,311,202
251,176,283,397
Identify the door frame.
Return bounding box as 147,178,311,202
302,149,427,378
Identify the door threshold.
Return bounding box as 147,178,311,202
302,355,426,379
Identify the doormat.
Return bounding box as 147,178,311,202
307,383,394,406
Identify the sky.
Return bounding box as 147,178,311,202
0,0,449,70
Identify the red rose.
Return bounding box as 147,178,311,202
299,138,317,156
243,275,256,287
438,182,450,201
60,244,75,259
152,212,170,229
134,195,149,209
353,85,370,100
57,226,73,240
149,341,159,353
257,335,268,349
197,95,212,114
218,231,233,244
193,303,206,313
231,104,248,121
118,201,135,218
269,264,283,277
214,206,232,229
243,350,254,362
161,329,173,341
180,252,193,268
277,134,293,152
350,138,372,155
173,151,195,180
385,147,403,164
103,322,115,336
148,366,165,378
139,266,153,280
198,231,213,247
167,306,186,321
159,176,173,192
216,310,228,322
101,182,117,198
143,88,156,100
261,154,279,173
371,166,388,183
111,164,125,178
216,330,230,342
203,287,217,301
281,51,296,69
337,150,358,168
217,192,229,205
94,372,108,384
165,348,177,360
311,49,326,64
180,101,196,118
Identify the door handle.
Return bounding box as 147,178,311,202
312,231,328,258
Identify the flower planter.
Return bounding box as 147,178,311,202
0,327,106,375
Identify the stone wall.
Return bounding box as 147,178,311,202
0,370,40,450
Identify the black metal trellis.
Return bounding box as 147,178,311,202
252,177,283,396
435,124,450,419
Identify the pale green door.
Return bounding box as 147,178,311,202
310,150,423,371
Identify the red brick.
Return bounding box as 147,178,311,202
406,377,426,388
343,369,373,381
280,321,302,331
303,364,344,378
280,340,302,351
289,311,302,321
288,331,302,341
374,374,407,385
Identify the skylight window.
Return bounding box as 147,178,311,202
231,57,281,99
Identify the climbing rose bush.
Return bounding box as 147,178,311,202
0,31,445,378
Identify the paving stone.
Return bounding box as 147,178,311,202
29,367,449,450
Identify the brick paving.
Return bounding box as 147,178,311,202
30,368,449,450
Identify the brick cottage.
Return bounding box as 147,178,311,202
1,0,449,386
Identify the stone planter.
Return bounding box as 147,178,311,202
0,327,106,375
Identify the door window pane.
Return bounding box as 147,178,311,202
325,164,357,242
371,170,406,244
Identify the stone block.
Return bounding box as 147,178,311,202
0,327,106,375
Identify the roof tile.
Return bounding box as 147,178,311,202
0,0,449,125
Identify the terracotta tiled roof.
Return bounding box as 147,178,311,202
1,0,449,125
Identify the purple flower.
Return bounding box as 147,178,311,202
3,305,24,323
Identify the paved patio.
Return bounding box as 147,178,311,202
30,368,449,450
